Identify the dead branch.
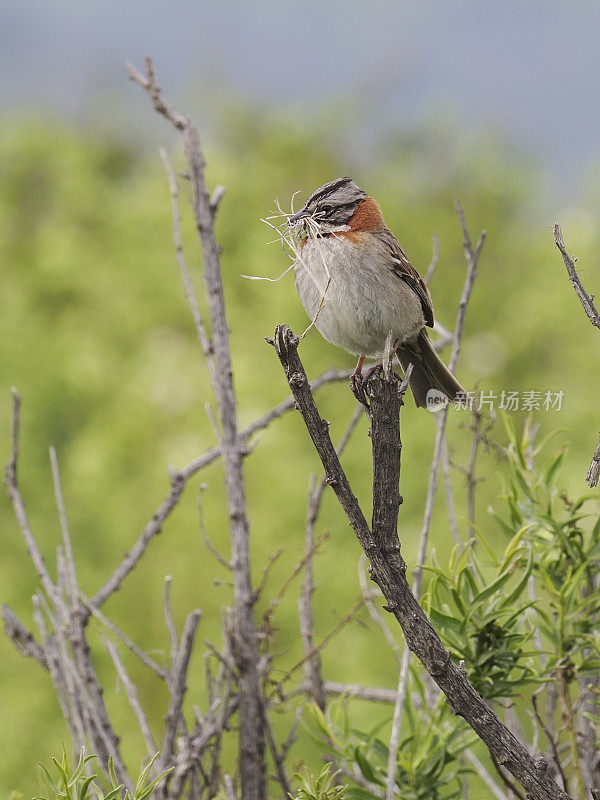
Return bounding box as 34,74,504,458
104,636,158,758
358,554,402,661
554,223,600,488
129,56,265,798
554,223,600,330
1,604,47,667
81,594,167,680
272,323,574,800
299,403,364,709
5,390,57,603
158,609,202,782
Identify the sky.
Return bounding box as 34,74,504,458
2,0,600,193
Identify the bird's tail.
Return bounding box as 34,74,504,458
397,329,465,409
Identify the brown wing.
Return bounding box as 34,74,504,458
378,229,434,328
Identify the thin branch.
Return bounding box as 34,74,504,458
298,403,364,708
464,750,506,800
224,775,236,800
158,609,202,778
424,233,440,285
272,597,366,696
159,147,216,380
451,201,487,373
126,58,187,130
413,203,485,598
441,440,461,545
385,645,411,800
49,446,78,609
263,707,292,798
104,636,158,758
163,575,179,670
80,594,168,680
5,390,57,603
253,547,285,605
554,223,600,329
198,484,232,570
281,707,302,761
358,554,401,660
1,604,48,668
264,531,328,626
532,691,568,792
290,680,398,704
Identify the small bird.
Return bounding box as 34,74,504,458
288,177,465,408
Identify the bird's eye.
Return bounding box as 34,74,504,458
320,204,333,214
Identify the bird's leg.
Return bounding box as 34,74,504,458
350,354,365,388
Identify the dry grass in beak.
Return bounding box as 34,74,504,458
249,191,332,339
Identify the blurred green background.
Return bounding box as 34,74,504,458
2,99,600,796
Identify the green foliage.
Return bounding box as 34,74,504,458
34,745,171,800
424,416,600,705
292,764,346,800
304,694,474,800
423,521,540,699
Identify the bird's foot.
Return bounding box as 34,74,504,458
349,370,368,406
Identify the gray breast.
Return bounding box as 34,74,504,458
294,236,425,358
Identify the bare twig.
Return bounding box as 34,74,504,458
532,691,568,792
5,390,57,603
554,223,600,330
554,224,600,489
441,440,461,545
158,609,202,780
164,576,179,670
253,547,285,605
50,446,78,608
80,594,167,680
263,707,292,798
273,597,366,696
224,774,236,800
198,484,232,570
424,233,440,285
299,403,364,709
358,554,401,660
385,645,411,800
281,707,302,761
451,201,486,374
104,636,158,758
464,749,507,800
1,604,47,667
159,147,216,381
264,531,328,625
413,203,485,598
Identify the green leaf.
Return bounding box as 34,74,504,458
353,748,382,786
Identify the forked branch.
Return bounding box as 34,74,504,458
272,323,573,800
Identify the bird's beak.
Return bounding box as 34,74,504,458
288,207,309,225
